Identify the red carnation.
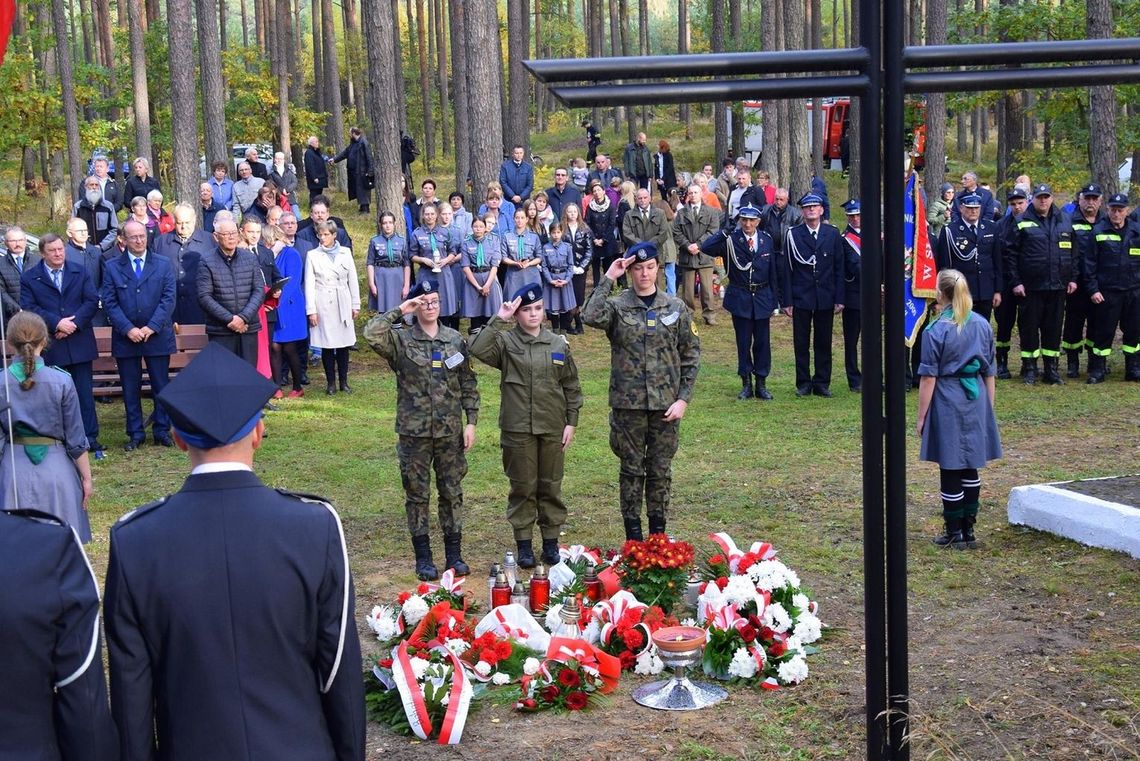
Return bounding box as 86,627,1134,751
565,691,589,710
716,576,729,590
539,684,561,703
519,698,537,711
709,553,725,565
480,648,501,666
416,583,431,594
494,640,513,660
624,627,646,650
397,591,411,604
378,658,393,669
557,667,581,688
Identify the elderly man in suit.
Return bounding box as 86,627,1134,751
154,203,214,327
102,219,178,450
672,183,722,325
622,187,670,289
21,233,104,453
304,135,330,205
2,227,42,322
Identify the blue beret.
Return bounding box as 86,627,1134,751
737,205,761,219
408,279,439,299
842,199,861,214
157,342,276,450
626,241,659,262
512,283,543,304
798,193,823,207
960,194,982,208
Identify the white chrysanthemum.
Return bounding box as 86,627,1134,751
728,647,759,679
367,605,400,641
523,657,541,676
582,619,601,645
409,656,430,681
401,594,430,627
784,634,805,656
762,602,792,633
723,575,761,607
748,560,794,591
783,567,800,588
793,611,823,644
491,671,511,685
792,593,811,614
777,654,809,684
444,638,470,655
474,661,492,677
634,646,664,676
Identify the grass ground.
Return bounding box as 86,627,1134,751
4,126,1139,759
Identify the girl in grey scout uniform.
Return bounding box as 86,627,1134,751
916,269,1002,550
440,203,468,312
409,204,461,329
470,284,583,568
364,279,480,580
562,203,594,335
460,215,504,334
366,211,410,313
541,222,577,332
502,208,543,298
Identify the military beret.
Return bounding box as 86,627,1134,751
157,342,277,450
408,279,439,299
737,205,762,219
1106,193,1130,208
1006,187,1027,201
626,241,659,262
798,193,823,207
1033,183,1052,197
842,199,861,215
512,283,543,304
1079,183,1103,198
960,194,982,208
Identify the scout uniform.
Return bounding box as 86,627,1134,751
1084,193,1140,383
581,242,701,540
409,224,459,321
469,283,584,567
366,231,410,313
363,279,479,580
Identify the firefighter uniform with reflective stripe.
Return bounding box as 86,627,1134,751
1063,205,1104,371
1084,214,1140,381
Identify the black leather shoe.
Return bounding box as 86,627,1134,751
849,384,862,393
812,386,833,398
326,384,337,395
124,439,145,451
795,384,812,397
755,382,773,400
153,435,174,447
339,383,353,394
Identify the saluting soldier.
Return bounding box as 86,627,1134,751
470,284,583,567
1084,193,1140,383
782,193,846,397
993,187,1029,378
582,242,700,541
700,205,781,400
935,193,1003,320
1063,183,1104,377
104,343,364,761
364,279,479,580
1,506,118,760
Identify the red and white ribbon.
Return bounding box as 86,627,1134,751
432,645,472,745
391,641,472,745
708,532,778,573
545,636,621,694
559,544,601,565
425,568,465,597
391,642,434,741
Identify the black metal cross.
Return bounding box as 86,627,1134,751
527,7,1140,758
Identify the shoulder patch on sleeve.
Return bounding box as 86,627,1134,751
115,496,169,525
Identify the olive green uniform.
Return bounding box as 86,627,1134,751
580,276,700,523
364,309,479,536
470,317,583,540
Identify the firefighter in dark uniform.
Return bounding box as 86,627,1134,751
0,506,118,760
993,187,1028,378
104,343,365,761
1084,193,1140,383
1003,184,1078,385
781,193,846,397
700,205,782,399
839,200,863,391
1063,183,1104,377
935,193,1002,320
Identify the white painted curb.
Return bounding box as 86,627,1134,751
1007,479,1140,559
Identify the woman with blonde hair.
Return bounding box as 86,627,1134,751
0,312,93,541
916,269,1002,550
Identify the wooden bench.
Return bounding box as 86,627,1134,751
92,324,209,397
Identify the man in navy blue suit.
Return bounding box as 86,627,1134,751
154,203,214,327
104,343,365,761
701,205,783,400
21,233,104,453
782,193,846,397
102,219,178,450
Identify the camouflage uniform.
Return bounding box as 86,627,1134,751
364,308,479,536
470,316,583,541
581,276,700,524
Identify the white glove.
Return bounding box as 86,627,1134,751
573,266,584,275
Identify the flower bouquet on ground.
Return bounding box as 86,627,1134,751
459,630,544,686
617,534,695,615
592,590,677,671
512,636,621,713
366,570,469,646
382,641,473,744
547,544,622,604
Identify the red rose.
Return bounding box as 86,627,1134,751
769,640,788,657
540,684,561,703
480,648,500,666
518,697,538,711
565,691,589,710
619,651,636,670
557,667,581,688
417,583,431,594
716,576,729,590
494,640,513,660
760,626,776,641
738,624,757,644
748,614,764,630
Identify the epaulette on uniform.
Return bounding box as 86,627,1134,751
115,496,169,526
2,508,65,526
275,488,334,508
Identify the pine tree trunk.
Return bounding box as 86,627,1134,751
507,0,529,152
312,0,324,112
619,0,635,144
360,0,407,231
784,0,809,200
846,0,860,197
198,0,230,172
590,0,603,129
433,0,450,155
127,0,153,169
996,0,1021,188
240,0,250,47
809,0,823,178
534,0,545,134
1087,0,1117,193
220,0,229,49
276,0,293,154
393,0,408,133
449,0,471,197
924,0,946,193
711,0,727,163
638,0,650,132
48,0,84,204
167,0,202,204
730,0,743,156
415,0,435,165
760,0,776,172
608,0,623,133
322,0,347,190
465,0,505,200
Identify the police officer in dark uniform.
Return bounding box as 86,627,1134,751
700,205,781,399
104,343,365,761
993,187,1029,378
781,193,846,397
1,504,118,760
1063,183,1104,377
936,193,1002,320
1004,183,1078,385
1084,193,1140,383
839,200,863,391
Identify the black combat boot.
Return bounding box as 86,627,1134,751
623,516,644,541
1065,349,1081,378
647,514,667,536
960,515,977,549
411,535,440,581
737,375,754,400
1021,358,1038,385
754,375,773,400
541,538,561,565
995,348,1011,380
932,517,965,548
1042,357,1064,385
1126,353,1140,382
443,533,469,576
1086,355,1106,384
515,539,537,569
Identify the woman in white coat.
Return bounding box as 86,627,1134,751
305,220,361,394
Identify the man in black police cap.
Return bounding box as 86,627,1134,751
1063,183,1104,377
103,342,365,761
993,185,1029,378
1,414,119,761
1085,192,1140,383
936,193,1002,320
700,204,781,399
